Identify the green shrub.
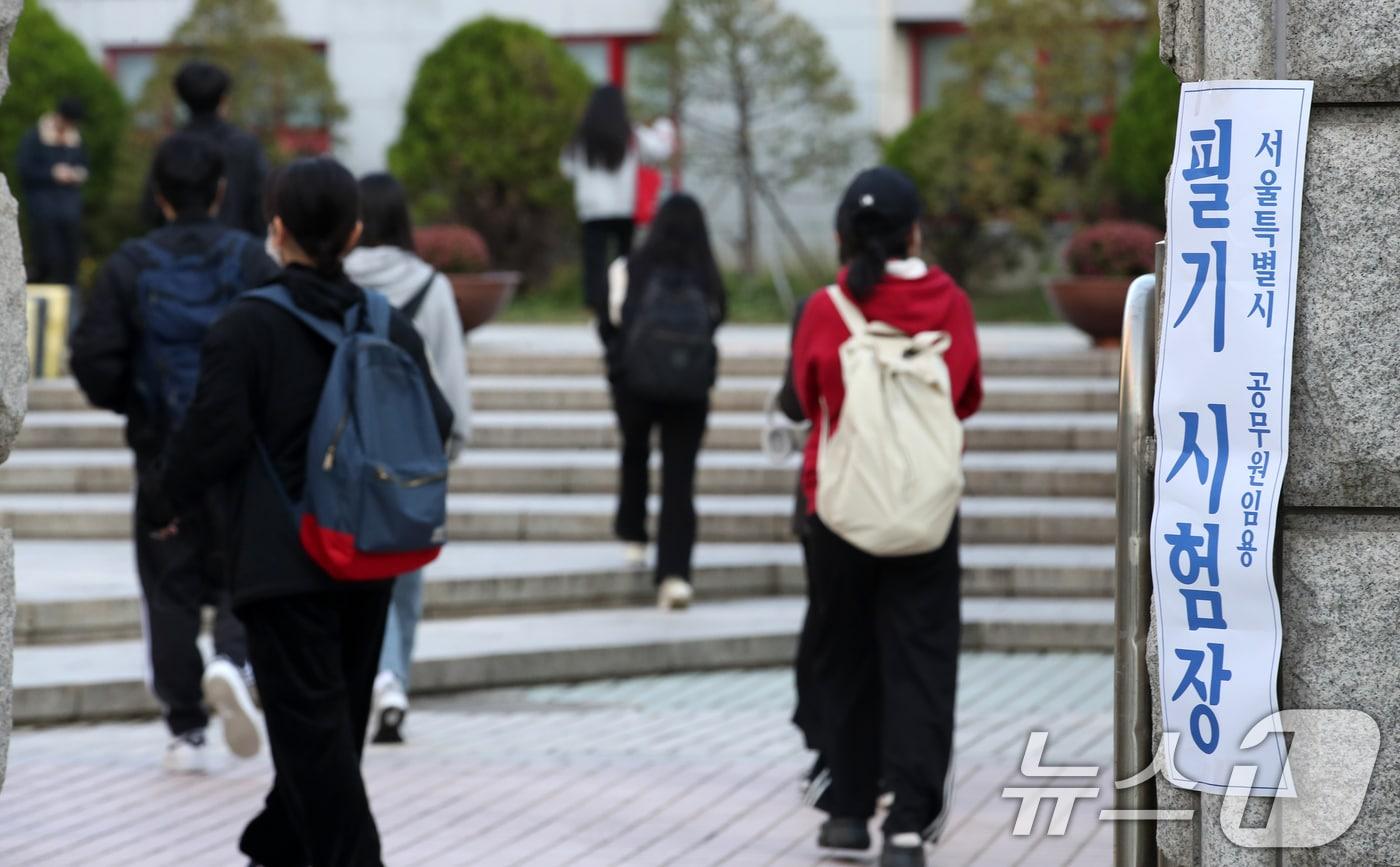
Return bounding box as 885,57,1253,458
389,17,592,286
884,96,1061,288
1105,39,1180,226
1,2,127,263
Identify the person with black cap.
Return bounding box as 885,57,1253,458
142,59,269,237
17,97,89,284
791,166,984,867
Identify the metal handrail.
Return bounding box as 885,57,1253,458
1113,241,1163,867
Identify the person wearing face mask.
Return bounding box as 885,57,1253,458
70,133,278,774
155,157,453,867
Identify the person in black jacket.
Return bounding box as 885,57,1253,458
602,194,727,611
17,97,89,284
156,157,452,867
142,60,268,237
70,134,280,774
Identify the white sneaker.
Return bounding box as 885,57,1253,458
657,576,694,611
371,671,409,744
203,657,263,759
163,729,209,774
623,542,647,567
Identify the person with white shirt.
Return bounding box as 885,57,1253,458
560,84,675,321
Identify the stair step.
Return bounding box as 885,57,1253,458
10,595,1114,724
0,448,1116,498
0,492,1116,544
11,410,1117,452
12,540,1114,644
29,374,1119,414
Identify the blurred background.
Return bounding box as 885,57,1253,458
8,0,1174,331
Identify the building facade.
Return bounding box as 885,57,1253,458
48,0,975,262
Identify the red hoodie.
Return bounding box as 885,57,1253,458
792,259,984,515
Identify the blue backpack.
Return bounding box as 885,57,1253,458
247,286,448,581
132,232,253,431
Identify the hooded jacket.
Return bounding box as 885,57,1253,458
343,245,472,455
792,259,984,516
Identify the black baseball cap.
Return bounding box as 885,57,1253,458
835,166,922,234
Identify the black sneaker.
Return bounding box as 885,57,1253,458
880,833,926,867
818,817,871,853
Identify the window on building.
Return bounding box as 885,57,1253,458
559,34,661,95
906,23,967,113
563,40,611,83
103,43,333,154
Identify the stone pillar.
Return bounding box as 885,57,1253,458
0,0,27,795
1158,0,1400,864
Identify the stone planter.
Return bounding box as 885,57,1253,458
447,271,521,334
1046,275,1133,348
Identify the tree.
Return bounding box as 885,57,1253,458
132,0,346,145
0,2,127,260
1105,38,1179,226
948,0,1153,219
885,97,1060,286
389,18,592,284
653,0,856,274
92,0,347,262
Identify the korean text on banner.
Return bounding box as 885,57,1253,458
1152,80,1313,796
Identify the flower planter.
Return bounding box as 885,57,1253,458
447,271,521,334
1046,275,1133,348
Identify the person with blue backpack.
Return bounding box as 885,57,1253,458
71,133,280,774
154,156,453,867
601,193,726,610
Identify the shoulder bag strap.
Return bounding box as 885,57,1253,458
244,285,344,346
825,284,868,337
398,270,438,322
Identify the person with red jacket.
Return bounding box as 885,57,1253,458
793,167,983,867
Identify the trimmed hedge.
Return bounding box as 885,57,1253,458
389,17,592,285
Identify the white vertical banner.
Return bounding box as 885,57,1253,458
1153,80,1313,796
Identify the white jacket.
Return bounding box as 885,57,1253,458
343,246,473,456
560,118,676,222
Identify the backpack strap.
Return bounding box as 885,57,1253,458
397,271,438,322
361,289,392,338
130,237,177,271
245,285,345,346
825,284,868,337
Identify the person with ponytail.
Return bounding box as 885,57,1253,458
157,157,454,867
791,167,983,867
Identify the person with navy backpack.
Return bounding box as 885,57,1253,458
71,133,279,774
154,157,453,867
345,171,473,744
602,193,726,610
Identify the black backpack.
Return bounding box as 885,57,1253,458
620,266,717,401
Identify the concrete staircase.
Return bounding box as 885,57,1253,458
4,324,1120,724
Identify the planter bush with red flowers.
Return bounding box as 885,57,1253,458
1048,220,1163,347
412,224,521,334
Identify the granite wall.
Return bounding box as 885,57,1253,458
0,0,27,796
1157,0,1400,864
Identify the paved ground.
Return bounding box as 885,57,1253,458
0,654,1115,866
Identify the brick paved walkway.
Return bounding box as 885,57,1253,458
0,654,1114,865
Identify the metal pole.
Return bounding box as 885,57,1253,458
1113,241,1163,866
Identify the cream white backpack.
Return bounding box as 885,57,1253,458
816,285,964,556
